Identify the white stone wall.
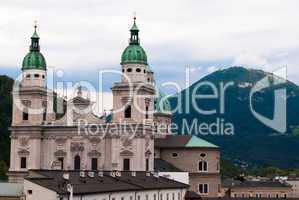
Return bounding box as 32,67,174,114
24,179,186,200
21,69,46,88
158,172,189,185
24,179,58,200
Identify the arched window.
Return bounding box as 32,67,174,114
136,68,141,72
127,68,132,72
198,160,208,172
124,105,131,118
74,155,81,170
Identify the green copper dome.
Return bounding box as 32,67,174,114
121,17,148,65
121,45,147,65
154,91,172,114
22,52,46,70
22,25,47,71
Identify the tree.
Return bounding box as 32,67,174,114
0,160,8,180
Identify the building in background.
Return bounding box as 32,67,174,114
285,177,299,198
155,135,221,197
226,180,291,198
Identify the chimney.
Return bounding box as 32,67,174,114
98,171,104,177
116,171,121,177
88,171,95,178
110,171,116,177
80,171,85,178
63,173,70,180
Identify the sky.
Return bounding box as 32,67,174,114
1,0,299,112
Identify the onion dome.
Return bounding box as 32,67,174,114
121,17,148,65
154,91,172,114
22,24,47,71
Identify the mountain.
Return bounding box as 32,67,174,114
169,66,299,169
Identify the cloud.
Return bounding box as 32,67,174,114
1,0,299,85
233,54,268,68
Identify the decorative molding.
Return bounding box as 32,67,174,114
121,97,132,104
54,150,67,157
88,150,101,157
88,137,101,144
42,101,47,108
145,149,152,157
70,142,84,152
18,149,29,156
21,100,31,107
55,137,67,144
121,136,132,147
51,160,62,170
120,149,134,156
19,137,29,147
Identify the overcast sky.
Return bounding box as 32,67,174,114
1,0,299,98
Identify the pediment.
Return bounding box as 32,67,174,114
18,149,29,156
88,150,101,157
145,149,152,156
120,149,134,156
54,150,67,157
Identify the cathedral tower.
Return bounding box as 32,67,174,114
9,25,55,182
12,24,55,126
112,17,155,123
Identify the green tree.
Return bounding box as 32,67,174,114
0,160,8,180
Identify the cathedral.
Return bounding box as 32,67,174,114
8,18,221,197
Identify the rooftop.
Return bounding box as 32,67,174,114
230,180,291,189
154,158,183,172
25,170,189,195
155,135,218,149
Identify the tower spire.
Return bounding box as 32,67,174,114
129,14,139,45
30,21,40,52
